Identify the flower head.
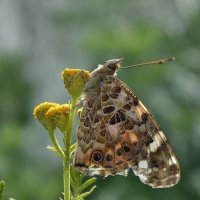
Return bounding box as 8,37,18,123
61,69,91,99
46,104,70,132
33,102,59,132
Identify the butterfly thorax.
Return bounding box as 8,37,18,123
83,59,122,99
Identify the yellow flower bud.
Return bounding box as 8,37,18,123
46,104,70,132
33,102,59,132
61,69,91,99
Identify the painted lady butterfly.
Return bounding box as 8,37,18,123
75,58,180,188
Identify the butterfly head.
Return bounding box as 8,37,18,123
104,58,123,71
91,58,123,77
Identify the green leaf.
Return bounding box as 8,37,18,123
74,185,96,200
78,177,96,194
70,165,96,199
70,142,77,157
46,145,57,153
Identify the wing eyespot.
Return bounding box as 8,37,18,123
105,154,113,161
92,150,103,162
123,142,131,153
116,148,123,156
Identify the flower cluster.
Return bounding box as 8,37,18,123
33,68,96,200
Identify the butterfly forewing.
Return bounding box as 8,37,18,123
75,60,180,188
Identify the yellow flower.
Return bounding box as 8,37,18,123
33,102,59,132
61,69,91,99
46,104,70,132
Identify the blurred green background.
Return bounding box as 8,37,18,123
0,0,200,199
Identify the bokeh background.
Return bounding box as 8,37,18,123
1,0,200,199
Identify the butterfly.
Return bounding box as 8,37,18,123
74,58,180,188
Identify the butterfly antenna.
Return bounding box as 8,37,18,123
121,57,175,69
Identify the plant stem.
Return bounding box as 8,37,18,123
70,142,77,158
63,159,70,200
49,130,65,159
0,181,5,200
63,97,78,200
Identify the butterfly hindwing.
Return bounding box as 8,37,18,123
75,76,144,175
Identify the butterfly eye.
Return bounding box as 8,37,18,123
107,63,117,70
92,150,103,162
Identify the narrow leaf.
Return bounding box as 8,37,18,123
70,142,77,157
74,185,96,200
78,177,96,193
46,145,57,153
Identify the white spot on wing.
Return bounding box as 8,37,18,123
139,160,148,169
132,167,147,183
171,156,177,164
163,167,167,172
149,134,163,152
138,174,147,182
132,168,148,182
169,156,177,166
153,167,159,172
149,140,158,152
176,174,180,179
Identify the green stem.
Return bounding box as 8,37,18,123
63,159,70,200
49,130,65,159
63,97,78,200
0,181,5,200
70,142,77,158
